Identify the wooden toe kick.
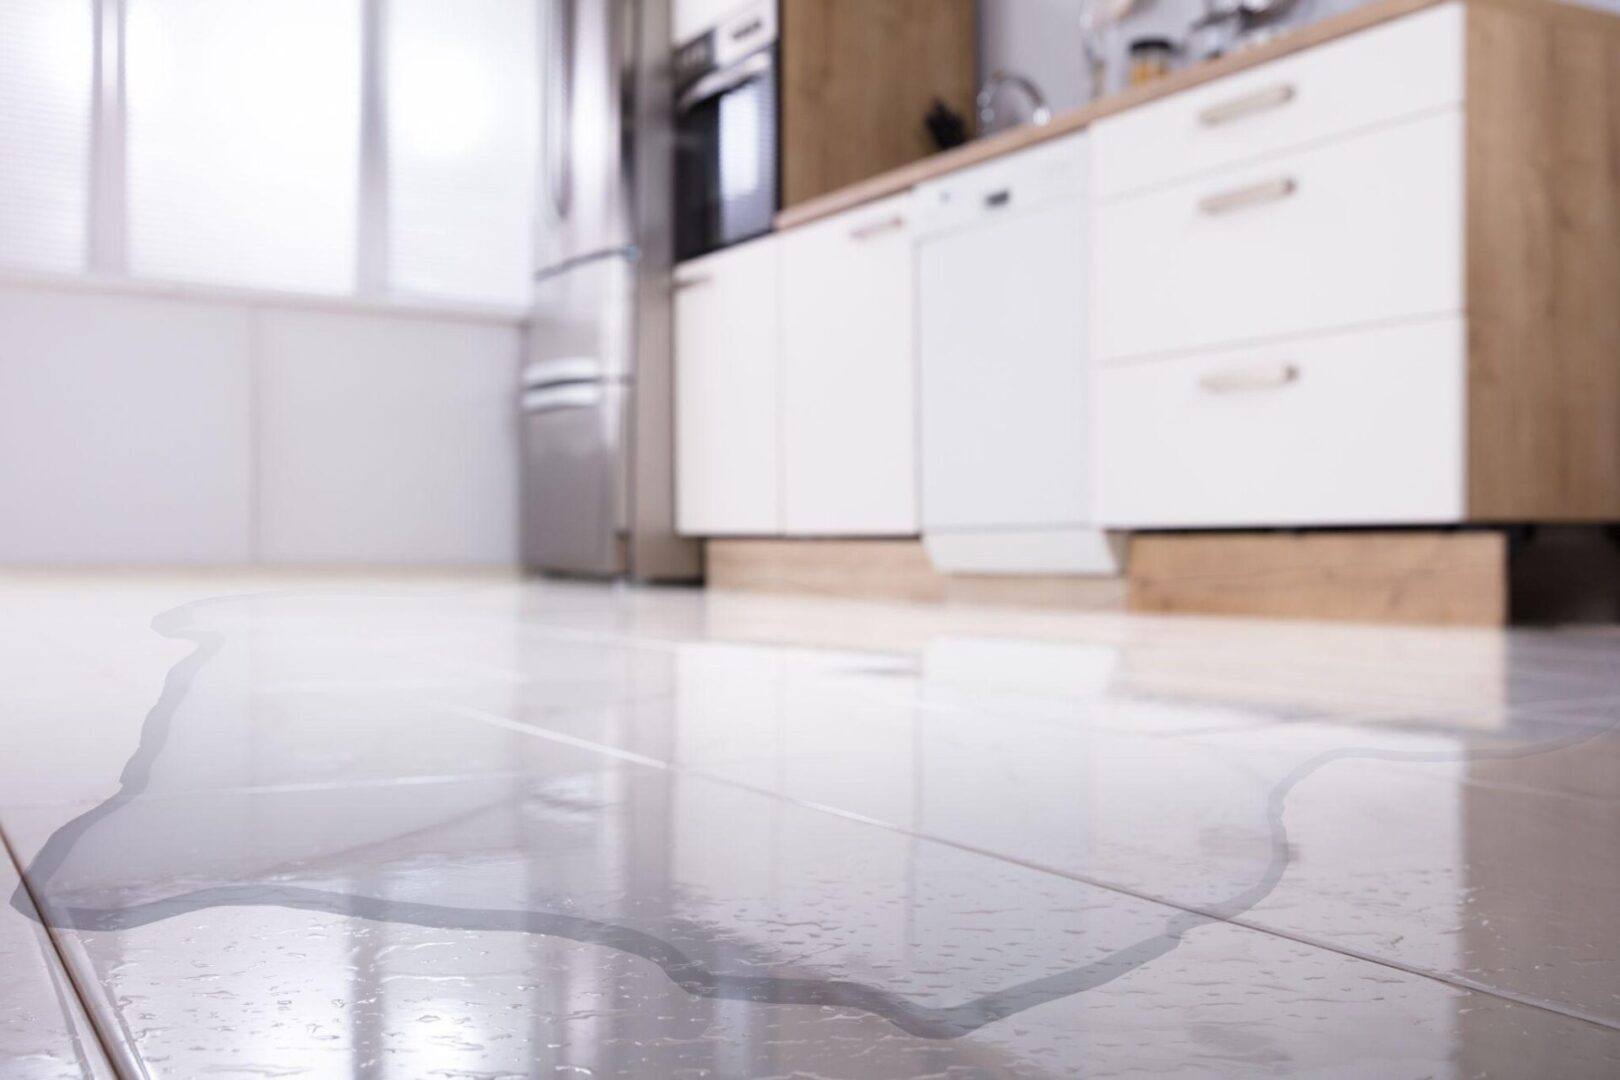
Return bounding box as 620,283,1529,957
706,530,1620,627
1126,531,1508,627
704,539,1128,611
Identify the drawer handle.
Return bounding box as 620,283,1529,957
1198,176,1297,216
1198,83,1297,127
672,274,713,292
1199,363,1300,394
850,214,907,241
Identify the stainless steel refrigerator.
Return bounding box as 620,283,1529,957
522,0,700,581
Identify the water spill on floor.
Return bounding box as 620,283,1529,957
1,576,1617,1077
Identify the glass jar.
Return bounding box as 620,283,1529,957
1128,37,1175,87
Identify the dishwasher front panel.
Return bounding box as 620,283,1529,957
916,196,1093,532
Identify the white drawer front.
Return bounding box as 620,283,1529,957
1093,108,1463,362
1092,3,1463,199
1094,319,1465,529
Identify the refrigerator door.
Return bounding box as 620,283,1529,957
525,0,700,581
521,378,630,577
528,250,637,386
539,0,635,271
523,251,635,575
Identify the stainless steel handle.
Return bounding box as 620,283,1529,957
522,383,603,414
1198,83,1296,127
545,0,575,219
523,357,601,390
849,215,906,241
533,245,640,285
672,274,714,293
1199,363,1300,394
1198,176,1296,215
677,50,773,114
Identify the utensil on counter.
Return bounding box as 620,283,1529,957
976,71,1053,134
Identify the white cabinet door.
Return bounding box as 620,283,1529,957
675,237,782,536
779,194,918,536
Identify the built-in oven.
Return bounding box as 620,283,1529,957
673,0,779,262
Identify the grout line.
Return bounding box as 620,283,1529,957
0,820,130,1079
438,696,1620,1037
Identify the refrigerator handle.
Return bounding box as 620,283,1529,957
533,245,641,285
522,383,604,415
545,0,575,219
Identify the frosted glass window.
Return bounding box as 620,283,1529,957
386,0,538,306
125,0,361,294
0,0,93,273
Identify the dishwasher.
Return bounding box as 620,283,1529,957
913,132,1119,574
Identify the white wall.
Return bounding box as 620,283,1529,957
0,290,255,563
979,0,1380,111
0,282,523,566
257,309,521,565
979,0,1620,113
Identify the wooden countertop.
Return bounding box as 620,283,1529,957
773,0,1597,230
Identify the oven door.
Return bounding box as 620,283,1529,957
674,47,779,262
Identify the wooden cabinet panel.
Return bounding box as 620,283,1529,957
1464,0,1620,521
1128,531,1507,627
781,0,977,207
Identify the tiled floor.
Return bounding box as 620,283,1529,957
1,574,1618,1078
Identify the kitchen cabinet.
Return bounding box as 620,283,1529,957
674,0,1620,550
674,236,782,536
1093,0,1620,527
781,0,976,208
779,194,917,536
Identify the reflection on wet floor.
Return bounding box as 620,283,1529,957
0,576,1617,1078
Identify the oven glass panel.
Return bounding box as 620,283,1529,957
675,58,777,262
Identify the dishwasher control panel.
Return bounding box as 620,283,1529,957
912,132,1089,237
